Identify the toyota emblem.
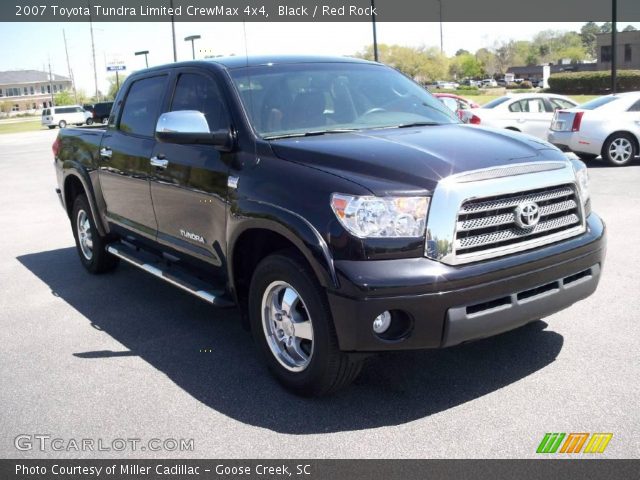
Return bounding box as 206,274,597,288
514,201,540,228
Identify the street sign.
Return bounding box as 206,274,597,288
106,55,126,72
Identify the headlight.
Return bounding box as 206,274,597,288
571,159,590,204
331,193,429,238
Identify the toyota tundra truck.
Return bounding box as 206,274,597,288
53,56,606,396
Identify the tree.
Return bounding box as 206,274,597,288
107,74,127,100
355,44,449,82
0,101,11,115
53,90,75,106
600,22,612,34
449,52,482,79
622,25,637,32
455,49,470,56
475,48,498,77
580,22,601,59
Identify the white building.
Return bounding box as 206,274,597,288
0,70,72,114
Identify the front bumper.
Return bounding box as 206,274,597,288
328,213,606,352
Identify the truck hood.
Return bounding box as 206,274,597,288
269,124,564,195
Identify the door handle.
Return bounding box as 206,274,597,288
150,156,169,169
100,147,112,159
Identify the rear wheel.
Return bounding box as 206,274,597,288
58,120,67,128
47,125,55,130
602,133,637,166
71,194,118,274
248,251,363,396
101,117,109,124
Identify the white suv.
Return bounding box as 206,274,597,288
42,105,92,129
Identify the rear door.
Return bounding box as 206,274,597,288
98,73,169,239
148,68,233,272
507,97,551,138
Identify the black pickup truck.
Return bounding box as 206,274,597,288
53,56,606,396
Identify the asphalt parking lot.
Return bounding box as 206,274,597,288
0,128,638,459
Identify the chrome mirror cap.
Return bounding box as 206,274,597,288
156,110,210,135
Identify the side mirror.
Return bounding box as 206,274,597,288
155,110,234,151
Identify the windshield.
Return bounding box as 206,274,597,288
578,96,619,110
481,96,511,109
230,62,458,139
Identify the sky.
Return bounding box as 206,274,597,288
1,21,639,96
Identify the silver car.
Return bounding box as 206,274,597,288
548,92,640,166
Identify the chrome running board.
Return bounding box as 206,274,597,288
106,243,234,308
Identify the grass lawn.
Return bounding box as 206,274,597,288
0,120,47,134
463,93,599,107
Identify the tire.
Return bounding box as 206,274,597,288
71,194,118,274
47,125,55,130
58,120,67,129
602,133,637,166
248,251,363,396
575,152,598,161
101,117,109,124
86,118,94,125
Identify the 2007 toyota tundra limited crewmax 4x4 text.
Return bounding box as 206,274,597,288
53,56,606,396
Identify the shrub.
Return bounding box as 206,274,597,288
548,70,640,94
506,82,519,89
519,81,533,89
457,85,479,91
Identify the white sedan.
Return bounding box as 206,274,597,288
548,92,640,166
471,93,578,139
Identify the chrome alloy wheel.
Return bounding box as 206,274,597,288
76,209,93,260
261,281,314,372
608,137,633,164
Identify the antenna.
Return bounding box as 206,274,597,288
63,29,78,104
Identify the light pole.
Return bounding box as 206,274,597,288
135,50,150,68
371,0,378,62
611,0,617,93
170,0,177,62
184,35,201,60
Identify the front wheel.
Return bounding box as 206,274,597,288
248,251,363,396
71,194,118,274
58,120,67,128
602,133,637,166
86,118,94,125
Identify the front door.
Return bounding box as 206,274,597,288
98,74,168,239
149,70,232,273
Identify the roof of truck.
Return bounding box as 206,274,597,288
205,55,377,69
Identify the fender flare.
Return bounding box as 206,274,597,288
62,162,108,237
228,199,338,290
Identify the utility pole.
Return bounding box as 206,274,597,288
170,0,177,62
438,0,444,54
371,0,378,62
611,0,617,93
48,58,55,107
89,2,99,101
62,29,78,104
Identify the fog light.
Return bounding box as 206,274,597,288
373,311,392,334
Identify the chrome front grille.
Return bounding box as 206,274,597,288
455,184,582,257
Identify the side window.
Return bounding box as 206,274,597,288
439,97,458,112
170,73,229,131
508,100,524,112
627,100,640,112
119,75,167,136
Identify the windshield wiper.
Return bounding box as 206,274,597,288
264,128,357,140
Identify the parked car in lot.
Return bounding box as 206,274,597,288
548,92,640,166
429,80,459,89
42,105,91,129
433,93,480,123
482,78,498,88
52,56,605,395
471,93,578,139
84,102,114,124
